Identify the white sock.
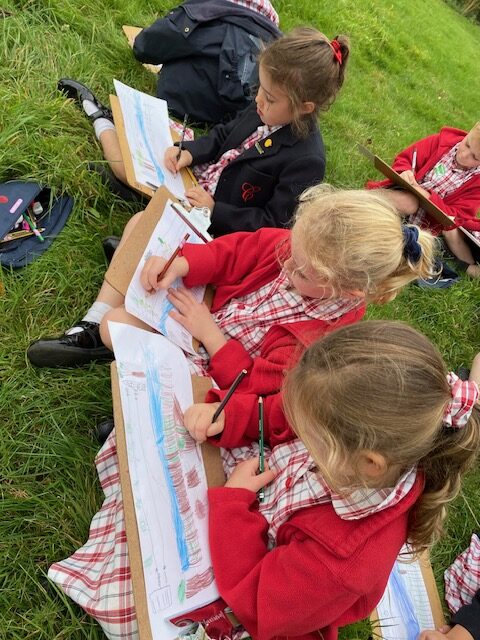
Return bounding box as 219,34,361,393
93,118,115,140
82,99,115,140
65,301,113,335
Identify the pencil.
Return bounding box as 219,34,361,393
22,211,44,242
170,202,209,243
176,113,189,162
211,369,248,423
412,149,417,174
258,396,265,503
158,232,190,282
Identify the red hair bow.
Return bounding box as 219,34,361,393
330,39,343,65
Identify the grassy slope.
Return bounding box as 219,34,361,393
0,0,478,638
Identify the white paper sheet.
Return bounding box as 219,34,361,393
125,199,209,354
374,546,435,640
114,79,186,198
110,323,219,640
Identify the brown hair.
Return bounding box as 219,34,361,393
283,321,480,552
289,185,436,303
259,27,350,137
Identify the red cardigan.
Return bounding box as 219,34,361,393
182,228,365,394
367,127,480,232
208,473,425,640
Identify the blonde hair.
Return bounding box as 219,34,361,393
283,320,480,552
290,185,436,303
259,27,350,137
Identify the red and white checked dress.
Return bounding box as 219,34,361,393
187,270,362,376
49,435,416,639
445,532,480,613
410,143,480,234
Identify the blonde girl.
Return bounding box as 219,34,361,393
206,321,480,640
29,187,435,386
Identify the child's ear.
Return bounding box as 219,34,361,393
300,101,316,115
357,450,388,480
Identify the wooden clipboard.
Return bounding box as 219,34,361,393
112,363,225,640
110,94,197,199
104,186,213,352
122,25,162,75
359,144,480,248
370,551,445,637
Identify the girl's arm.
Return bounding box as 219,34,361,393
208,487,358,640
209,154,326,236
181,110,246,165
182,227,287,288
391,133,440,175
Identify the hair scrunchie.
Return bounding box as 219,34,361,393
444,372,479,429
402,225,422,264
329,39,343,65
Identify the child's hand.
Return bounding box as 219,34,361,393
399,170,417,185
140,256,189,293
185,186,215,211
167,287,227,354
419,626,473,640
183,403,225,442
164,146,193,174
225,457,276,493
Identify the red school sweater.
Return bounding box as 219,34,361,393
182,228,365,395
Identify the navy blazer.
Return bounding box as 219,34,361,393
182,104,326,236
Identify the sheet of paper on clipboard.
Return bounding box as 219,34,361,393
372,545,443,640
109,322,219,640
113,79,185,198
125,199,211,354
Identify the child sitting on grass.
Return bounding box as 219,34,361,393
49,321,480,640
367,122,480,278
57,27,350,236
28,186,435,372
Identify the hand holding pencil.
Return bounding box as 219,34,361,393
140,235,190,293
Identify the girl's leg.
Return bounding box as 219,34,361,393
27,211,147,367
442,229,480,278
100,306,154,350
97,129,128,184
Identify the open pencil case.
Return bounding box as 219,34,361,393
0,180,74,268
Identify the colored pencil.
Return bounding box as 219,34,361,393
170,202,209,243
176,113,189,162
211,369,248,423
158,232,190,282
22,211,44,242
412,149,417,174
258,396,265,503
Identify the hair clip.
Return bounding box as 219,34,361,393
402,225,422,264
329,39,343,65
443,372,479,429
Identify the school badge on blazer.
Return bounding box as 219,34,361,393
0,181,74,268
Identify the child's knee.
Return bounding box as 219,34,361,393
122,211,144,241
99,307,126,350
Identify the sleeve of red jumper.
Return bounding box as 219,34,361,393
182,229,280,288
205,389,294,449
208,488,359,640
427,187,480,231
206,329,297,390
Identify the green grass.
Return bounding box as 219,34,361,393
0,1,479,638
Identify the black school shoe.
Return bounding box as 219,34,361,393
27,321,113,368
58,78,113,123
96,419,115,445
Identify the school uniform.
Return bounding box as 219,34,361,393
209,439,425,640
182,104,326,236
367,127,480,233
48,228,365,639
